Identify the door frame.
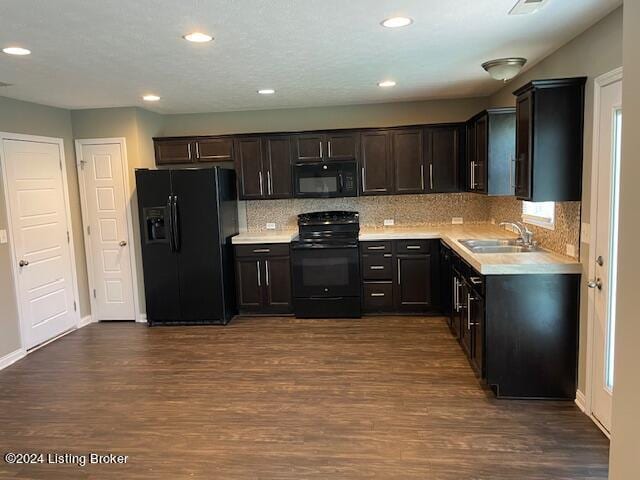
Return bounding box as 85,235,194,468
0,132,82,349
75,138,142,322
583,66,623,437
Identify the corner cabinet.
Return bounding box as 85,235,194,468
513,77,587,201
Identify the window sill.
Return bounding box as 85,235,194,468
522,215,555,231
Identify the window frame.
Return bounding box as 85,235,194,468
522,201,556,230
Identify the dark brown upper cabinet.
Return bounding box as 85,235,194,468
466,108,516,196
360,130,393,195
234,135,292,200
513,77,586,202
292,132,358,163
154,139,195,165
392,129,425,194
195,137,234,162
424,124,464,193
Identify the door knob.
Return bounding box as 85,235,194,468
18,259,29,267
587,279,603,290
119,240,127,247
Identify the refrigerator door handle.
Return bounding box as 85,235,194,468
167,194,175,252
172,195,181,252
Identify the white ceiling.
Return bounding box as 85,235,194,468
0,0,621,114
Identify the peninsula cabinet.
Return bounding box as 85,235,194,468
293,131,359,163
466,108,516,196
154,137,234,165
235,135,292,200
513,77,587,201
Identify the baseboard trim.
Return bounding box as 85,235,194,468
575,389,587,413
78,315,93,328
0,348,26,371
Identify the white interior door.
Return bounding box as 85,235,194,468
2,138,77,349
78,142,135,320
590,76,623,432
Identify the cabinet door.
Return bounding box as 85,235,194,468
515,92,533,200
470,292,485,377
264,256,292,313
394,254,432,312
196,137,234,162
263,136,292,198
360,131,393,195
459,282,472,357
326,132,359,160
154,139,194,165
235,137,264,200
473,116,488,193
294,134,324,162
466,122,476,191
236,258,264,311
426,126,460,193
393,130,425,193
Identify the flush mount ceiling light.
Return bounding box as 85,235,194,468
481,58,527,82
381,17,413,28
257,89,275,95
183,32,213,43
509,0,549,15
378,80,396,88
2,46,31,56
142,94,161,102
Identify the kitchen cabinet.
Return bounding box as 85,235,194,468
195,137,234,162
513,77,586,201
234,244,292,314
154,138,195,165
154,137,235,165
293,132,359,163
360,131,393,195
466,108,516,196
235,135,292,200
392,129,424,194
395,253,433,312
425,125,464,193
439,242,454,318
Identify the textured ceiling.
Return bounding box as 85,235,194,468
0,0,621,114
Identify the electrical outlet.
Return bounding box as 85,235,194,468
0,229,6,244
383,219,395,226
266,223,276,230
581,222,590,244
566,244,576,258
452,217,463,225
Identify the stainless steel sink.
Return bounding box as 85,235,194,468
458,238,541,254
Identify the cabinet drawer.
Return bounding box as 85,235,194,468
360,241,392,253
234,243,290,258
361,254,393,280
363,283,393,312
395,239,433,254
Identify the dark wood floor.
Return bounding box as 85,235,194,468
0,316,608,479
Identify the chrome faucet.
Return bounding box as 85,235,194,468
499,221,535,247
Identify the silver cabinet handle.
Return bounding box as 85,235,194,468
369,265,385,270
195,142,200,159
397,259,401,284
368,246,385,250
188,143,193,160
470,161,476,189
429,163,434,190
510,155,516,190
328,140,332,158
406,245,421,250
19,259,29,267
467,293,472,330
420,164,425,190
319,141,323,159
252,248,271,253
469,276,482,285
119,240,127,247
361,167,366,191
265,260,270,286
383,253,392,258
256,260,261,287
370,293,385,297
267,170,272,195
258,171,264,195
453,277,459,312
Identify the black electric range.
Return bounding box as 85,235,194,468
291,211,361,318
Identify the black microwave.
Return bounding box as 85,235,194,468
293,161,358,198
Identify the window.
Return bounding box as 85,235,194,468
522,201,555,230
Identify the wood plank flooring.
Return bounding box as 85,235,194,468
0,316,608,479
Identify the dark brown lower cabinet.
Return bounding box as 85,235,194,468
234,244,292,314
469,289,485,376
394,254,432,312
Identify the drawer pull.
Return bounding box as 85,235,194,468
370,293,385,297
367,245,386,250
369,265,385,270
383,253,392,258
406,245,422,250
469,276,482,285
252,248,271,253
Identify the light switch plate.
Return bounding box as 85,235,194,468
266,223,276,230
566,244,576,258
383,219,395,226
0,229,6,244
581,222,590,244
452,217,463,225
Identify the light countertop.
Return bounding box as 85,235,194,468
232,224,582,275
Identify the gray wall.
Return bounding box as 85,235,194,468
610,2,640,478
487,6,623,394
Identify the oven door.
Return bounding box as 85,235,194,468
293,161,357,198
291,244,360,298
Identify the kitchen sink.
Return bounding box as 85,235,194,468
458,239,541,254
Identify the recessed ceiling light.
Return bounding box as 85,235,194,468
378,80,396,88
381,17,413,28
3,46,31,56
142,94,161,102
257,89,275,95
183,32,213,43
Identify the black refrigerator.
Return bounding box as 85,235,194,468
135,167,238,325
